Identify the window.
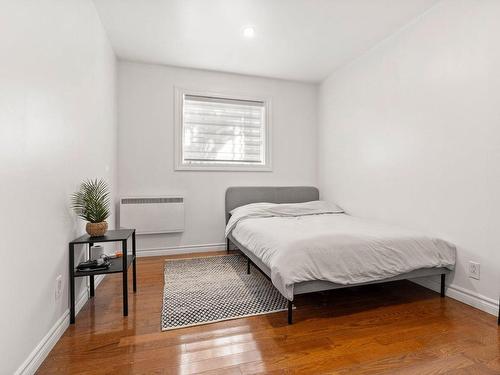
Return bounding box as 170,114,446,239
175,88,271,171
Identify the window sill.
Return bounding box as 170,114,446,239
175,164,273,172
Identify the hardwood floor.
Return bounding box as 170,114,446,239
38,252,499,374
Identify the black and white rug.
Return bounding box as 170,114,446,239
161,254,288,330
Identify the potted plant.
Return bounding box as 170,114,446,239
71,178,111,237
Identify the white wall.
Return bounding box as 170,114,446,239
0,1,117,374
318,0,500,315
118,62,317,254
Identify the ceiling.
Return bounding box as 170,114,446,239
93,0,438,82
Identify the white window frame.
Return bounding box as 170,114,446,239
174,87,272,172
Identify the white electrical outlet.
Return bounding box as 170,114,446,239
55,275,63,299
468,261,480,280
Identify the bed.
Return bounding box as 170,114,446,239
225,186,456,324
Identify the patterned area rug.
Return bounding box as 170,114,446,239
161,255,288,330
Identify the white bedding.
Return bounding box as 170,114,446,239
227,202,456,300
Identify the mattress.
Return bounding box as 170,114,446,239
229,211,456,300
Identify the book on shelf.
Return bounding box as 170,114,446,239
76,259,110,272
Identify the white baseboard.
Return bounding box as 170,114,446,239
136,242,226,257
15,275,106,375
411,277,499,317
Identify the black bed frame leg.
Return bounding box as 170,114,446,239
226,238,230,253
440,273,446,297
247,257,251,274
288,300,293,324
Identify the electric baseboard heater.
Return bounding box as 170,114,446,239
119,197,184,234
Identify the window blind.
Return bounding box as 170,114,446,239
182,94,265,164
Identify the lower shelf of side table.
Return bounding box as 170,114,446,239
74,255,135,277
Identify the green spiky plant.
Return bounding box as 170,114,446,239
71,178,111,223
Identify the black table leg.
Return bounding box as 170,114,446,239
132,230,137,293
89,242,94,298
69,244,75,324
122,239,128,316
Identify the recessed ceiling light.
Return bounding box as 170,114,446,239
242,26,255,38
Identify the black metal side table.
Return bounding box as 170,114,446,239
69,229,136,324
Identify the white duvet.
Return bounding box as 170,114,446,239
227,201,456,300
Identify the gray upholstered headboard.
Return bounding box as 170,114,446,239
225,186,319,223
